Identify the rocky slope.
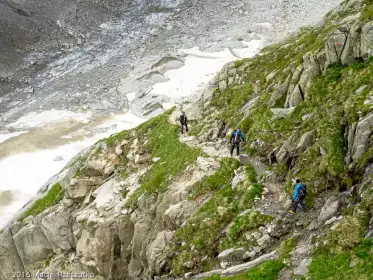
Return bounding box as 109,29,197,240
2,0,373,280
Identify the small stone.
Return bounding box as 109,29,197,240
355,85,368,94
104,165,115,177
152,157,161,162
257,234,271,247
220,261,230,269
62,198,74,208
115,145,123,155
184,260,194,269
53,156,64,161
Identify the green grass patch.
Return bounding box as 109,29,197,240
221,211,273,249
361,0,373,21
126,111,202,208
279,236,297,260
19,183,64,221
308,238,373,279
191,158,240,198
170,164,265,275
204,260,286,280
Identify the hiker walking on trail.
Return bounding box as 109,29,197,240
230,128,245,156
180,111,188,136
290,179,308,214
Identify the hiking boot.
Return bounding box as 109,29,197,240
289,210,295,214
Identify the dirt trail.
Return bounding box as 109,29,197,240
180,133,321,278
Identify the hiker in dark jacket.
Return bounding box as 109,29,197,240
290,179,308,214
180,111,188,135
230,128,245,156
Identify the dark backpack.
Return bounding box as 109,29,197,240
180,114,186,124
299,184,307,199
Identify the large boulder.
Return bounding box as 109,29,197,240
341,23,362,65
41,210,75,252
267,75,291,108
318,196,340,224
360,21,373,61
147,230,174,275
85,159,108,176
13,225,53,267
128,216,152,278
67,177,103,199
0,228,25,279
218,248,245,262
294,258,312,276
285,65,303,108
163,201,195,230
351,112,373,162
296,130,316,153
221,250,277,276
299,52,322,96
325,31,348,65
275,131,300,163
76,216,134,278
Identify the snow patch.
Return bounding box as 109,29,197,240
148,39,265,102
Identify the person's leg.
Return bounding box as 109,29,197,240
300,200,308,212
291,200,298,213
236,143,240,156
185,123,189,132
230,144,235,156
180,123,183,134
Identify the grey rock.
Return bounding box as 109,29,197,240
266,71,277,83
218,247,245,262
67,177,103,199
221,251,277,276
0,228,25,277
257,233,271,247
239,154,251,165
361,21,373,61
85,159,107,176
325,31,348,64
242,247,261,261
352,112,373,162
302,113,313,121
219,80,228,93
285,64,304,108
103,165,115,177
275,131,300,163
192,269,223,280
270,108,294,120
41,211,75,252
53,155,64,161
294,258,312,275
296,130,316,153
13,225,53,266
355,85,368,94
267,75,291,108
341,23,362,65
318,196,340,224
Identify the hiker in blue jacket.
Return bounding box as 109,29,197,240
230,128,245,156
290,179,308,214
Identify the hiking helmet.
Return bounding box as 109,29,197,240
296,178,301,183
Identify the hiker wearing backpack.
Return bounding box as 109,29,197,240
290,179,308,214
180,111,188,135
230,128,245,156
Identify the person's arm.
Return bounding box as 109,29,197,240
293,185,300,201
230,132,235,142
241,132,245,142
